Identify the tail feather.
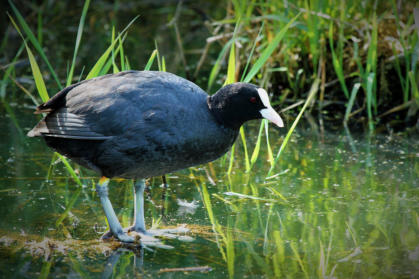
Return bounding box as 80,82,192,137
27,120,48,137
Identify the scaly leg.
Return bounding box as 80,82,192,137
127,179,192,249
96,177,134,243
131,179,146,233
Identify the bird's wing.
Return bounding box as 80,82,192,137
28,72,139,139
28,70,207,140
27,108,112,140
33,72,124,114
34,80,86,114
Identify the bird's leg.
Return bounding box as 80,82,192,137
125,178,192,249
96,177,134,243
162,175,168,189
130,179,147,233
161,175,168,218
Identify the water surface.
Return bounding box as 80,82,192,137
0,105,418,278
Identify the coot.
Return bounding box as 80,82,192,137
28,70,283,243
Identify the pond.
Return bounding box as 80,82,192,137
0,104,418,278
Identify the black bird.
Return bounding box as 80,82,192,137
28,70,283,242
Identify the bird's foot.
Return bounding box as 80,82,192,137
101,230,136,243
124,224,193,249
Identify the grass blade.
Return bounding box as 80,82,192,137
243,13,301,83
99,33,127,76
161,56,166,72
207,39,233,92
37,9,43,46
304,1,321,70
408,71,419,104
39,260,52,279
200,183,228,262
226,220,235,278
239,127,250,172
227,143,236,175
344,83,361,123
59,154,83,187
329,22,349,98
9,15,49,102
366,13,378,113
86,15,138,79
8,1,62,89
86,38,119,79
290,241,309,279
125,56,131,70
155,41,162,71
55,187,82,227
201,183,216,228
118,37,126,71
267,78,319,177
208,18,241,91
241,22,264,81
66,0,90,86
366,73,375,131
144,49,157,70
26,45,49,102
224,37,236,85
264,119,274,166
111,27,120,73
249,120,265,170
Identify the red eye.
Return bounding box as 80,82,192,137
250,97,257,103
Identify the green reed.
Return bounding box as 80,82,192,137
8,0,62,90
4,6,419,277
198,132,419,278
221,0,417,133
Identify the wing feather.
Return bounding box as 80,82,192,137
27,109,111,140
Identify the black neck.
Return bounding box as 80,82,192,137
207,94,242,130
207,83,264,130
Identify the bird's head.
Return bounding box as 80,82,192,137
208,83,284,129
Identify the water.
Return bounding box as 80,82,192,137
0,104,418,278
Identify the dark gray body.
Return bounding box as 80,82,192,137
29,71,238,178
